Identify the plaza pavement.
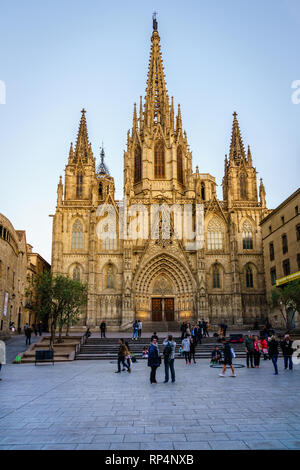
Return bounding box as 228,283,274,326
0,356,300,450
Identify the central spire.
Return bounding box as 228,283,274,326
229,112,246,162
144,15,170,130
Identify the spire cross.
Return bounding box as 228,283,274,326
81,108,86,115
153,11,158,31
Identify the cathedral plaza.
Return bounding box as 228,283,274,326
1,345,300,451
1,2,300,456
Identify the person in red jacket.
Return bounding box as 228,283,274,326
253,336,261,368
261,338,268,360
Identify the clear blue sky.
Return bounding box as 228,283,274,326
0,0,299,263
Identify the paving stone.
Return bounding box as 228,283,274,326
143,442,174,450
173,442,211,450
278,440,300,450
110,443,141,450
209,440,249,450
185,433,229,441
155,433,186,442
244,440,289,450
92,434,124,443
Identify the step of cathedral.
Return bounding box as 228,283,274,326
75,336,253,360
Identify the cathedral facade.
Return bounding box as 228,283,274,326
51,22,270,329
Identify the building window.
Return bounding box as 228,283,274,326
154,141,165,179
99,182,103,198
201,183,205,201
296,224,300,241
246,266,254,288
240,173,247,200
242,220,253,249
72,220,83,250
177,146,183,184
73,266,81,281
295,206,299,216
134,146,142,184
106,264,114,289
282,234,288,254
281,216,285,225
207,218,224,250
76,173,83,199
297,253,300,271
269,225,272,233
269,242,274,261
282,259,290,276
270,268,276,286
212,265,221,288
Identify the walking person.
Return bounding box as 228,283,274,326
245,332,254,368
115,339,131,373
253,335,261,368
268,335,279,375
261,337,268,360
148,337,161,384
124,341,131,370
100,320,106,338
190,336,196,364
182,334,191,365
280,334,294,371
163,334,176,383
25,325,32,346
32,324,38,336
132,320,138,340
38,321,43,336
202,319,209,337
219,337,236,377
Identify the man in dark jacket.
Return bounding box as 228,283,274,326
100,320,106,338
163,334,176,383
280,334,294,370
148,338,161,383
115,338,130,373
25,326,32,346
245,333,254,368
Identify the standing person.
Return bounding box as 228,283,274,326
182,335,191,365
245,332,254,368
138,320,142,338
85,327,91,339
202,319,209,337
115,339,131,373
190,336,196,364
32,324,38,336
180,322,186,341
100,320,106,338
211,346,222,364
25,326,32,346
253,335,261,368
268,335,279,375
261,337,268,360
151,332,159,341
280,334,294,371
38,321,43,336
132,320,138,340
163,334,176,383
219,337,236,377
148,337,161,384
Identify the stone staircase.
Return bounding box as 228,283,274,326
76,336,250,361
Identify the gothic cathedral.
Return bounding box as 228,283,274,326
51,21,270,329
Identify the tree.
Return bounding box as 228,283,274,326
35,272,87,348
270,280,300,331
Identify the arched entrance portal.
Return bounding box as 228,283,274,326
133,253,196,322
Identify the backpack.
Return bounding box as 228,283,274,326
163,342,172,359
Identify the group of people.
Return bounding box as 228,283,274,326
131,320,143,339
180,320,209,342
245,333,295,375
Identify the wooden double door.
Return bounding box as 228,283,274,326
152,298,174,321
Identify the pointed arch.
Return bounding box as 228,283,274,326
72,219,83,249
240,173,247,200
76,172,83,199
154,141,165,178
73,265,81,281
207,217,225,250
134,145,142,183
177,146,183,184
245,263,254,288
242,220,253,249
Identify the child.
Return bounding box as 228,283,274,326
142,346,148,358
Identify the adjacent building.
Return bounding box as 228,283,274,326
51,20,270,329
0,213,50,336
261,188,300,328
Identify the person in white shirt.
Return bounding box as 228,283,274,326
182,335,191,365
138,320,142,338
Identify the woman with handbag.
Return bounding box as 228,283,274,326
148,337,161,384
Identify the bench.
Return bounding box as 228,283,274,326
35,350,54,365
